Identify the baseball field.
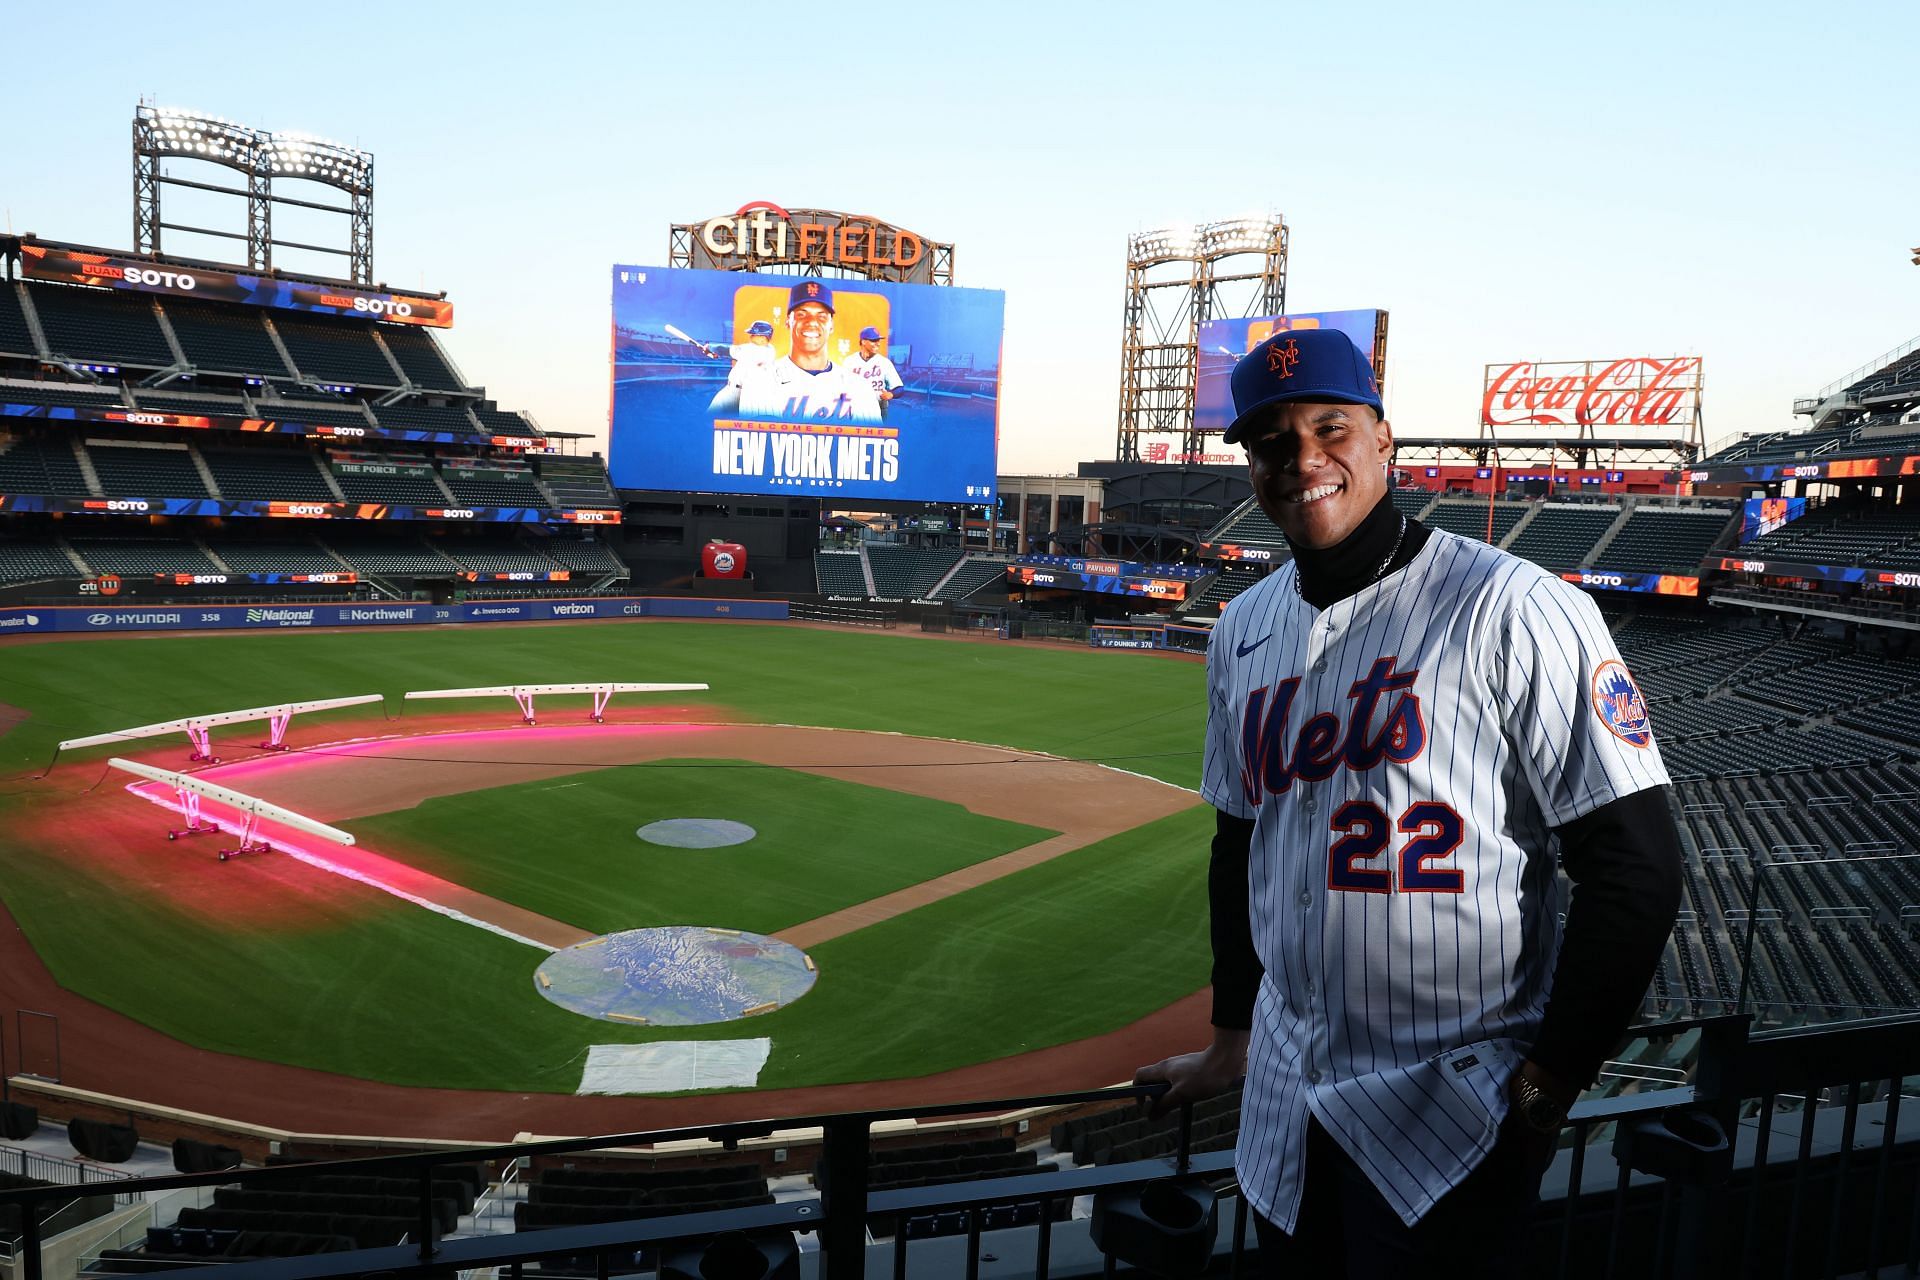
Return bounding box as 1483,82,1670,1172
0,619,1214,1127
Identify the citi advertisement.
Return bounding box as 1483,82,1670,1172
18,243,452,327
0,597,788,636
1195,311,1388,436
608,266,1003,502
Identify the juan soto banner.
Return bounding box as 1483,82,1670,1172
608,266,1003,503
18,244,452,327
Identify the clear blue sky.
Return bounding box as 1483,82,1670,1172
3,1,1913,472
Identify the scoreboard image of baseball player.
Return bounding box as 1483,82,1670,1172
1194,309,1386,437
608,265,1003,502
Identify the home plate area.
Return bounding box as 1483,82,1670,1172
535,925,817,1026
576,1040,773,1094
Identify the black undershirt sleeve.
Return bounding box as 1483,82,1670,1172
1527,785,1685,1089
1209,808,1263,1030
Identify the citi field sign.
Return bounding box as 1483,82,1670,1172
1481,357,1703,429
677,203,948,284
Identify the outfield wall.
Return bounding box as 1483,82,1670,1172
0,596,788,636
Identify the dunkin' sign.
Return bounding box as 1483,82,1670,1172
1481,357,1703,429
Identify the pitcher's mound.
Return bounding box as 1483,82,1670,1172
535,926,815,1026
636,818,757,848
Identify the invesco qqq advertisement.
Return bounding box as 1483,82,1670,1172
1194,310,1386,435
608,266,1003,502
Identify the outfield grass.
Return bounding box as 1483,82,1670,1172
0,622,1209,1092
0,622,1203,788
343,761,1058,936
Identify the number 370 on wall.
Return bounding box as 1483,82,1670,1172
1327,801,1464,894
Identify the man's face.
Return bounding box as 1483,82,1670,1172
788,303,832,357
750,333,770,346
1241,400,1393,550
859,337,879,358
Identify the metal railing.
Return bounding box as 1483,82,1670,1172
4,1020,1919,1280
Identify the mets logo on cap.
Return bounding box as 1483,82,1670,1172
1591,659,1652,747
1267,337,1302,378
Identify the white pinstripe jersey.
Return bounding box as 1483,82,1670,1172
1200,529,1669,1229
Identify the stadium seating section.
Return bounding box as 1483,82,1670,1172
440,540,565,574
932,555,1011,601
1742,506,1920,567
206,541,350,574
815,550,867,596
68,538,219,576
84,442,210,498
1186,564,1268,613
533,537,627,575
330,462,450,506
1388,487,1436,519
1209,501,1286,548
0,285,37,356
865,545,962,599
1503,505,1620,570
1422,499,1528,544
369,403,479,434
379,326,466,390
322,535,460,577
1597,506,1734,572
2,382,130,412
538,458,620,509
268,315,401,387
441,465,547,507
162,302,293,377
0,538,77,582
26,283,176,368
201,449,336,501
0,435,94,496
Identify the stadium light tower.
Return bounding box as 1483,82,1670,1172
133,103,376,283
1115,216,1288,463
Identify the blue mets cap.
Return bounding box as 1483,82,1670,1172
859,326,882,342
787,280,834,313
746,320,774,337
1223,328,1383,444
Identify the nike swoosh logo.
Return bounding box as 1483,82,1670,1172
1235,635,1270,658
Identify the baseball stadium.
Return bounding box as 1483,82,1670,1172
0,98,1917,1280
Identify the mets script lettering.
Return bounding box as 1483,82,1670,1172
1239,657,1426,807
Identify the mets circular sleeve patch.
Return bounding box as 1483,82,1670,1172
1591,658,1653,747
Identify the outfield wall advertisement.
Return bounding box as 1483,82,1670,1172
0,596,787,636
1195,310,1387,436
609,265,1003,502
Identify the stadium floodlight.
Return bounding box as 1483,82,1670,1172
134,100,378,283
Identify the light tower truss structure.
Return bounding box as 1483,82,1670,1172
1115,217,1288,463
133,103,375,283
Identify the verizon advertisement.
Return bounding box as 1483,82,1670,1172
1481,358,1702,429
18,243,453,327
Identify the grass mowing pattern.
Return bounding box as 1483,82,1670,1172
343,761,1059,937
0,622,1207,1091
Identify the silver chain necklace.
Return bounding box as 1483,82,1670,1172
1292,515,1407,599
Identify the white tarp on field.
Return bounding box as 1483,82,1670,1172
577,1039,773,1094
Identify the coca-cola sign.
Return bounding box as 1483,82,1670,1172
1481,357,1702,429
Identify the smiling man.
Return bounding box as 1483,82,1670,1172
729,281,883,425
1135,328,1682,1277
